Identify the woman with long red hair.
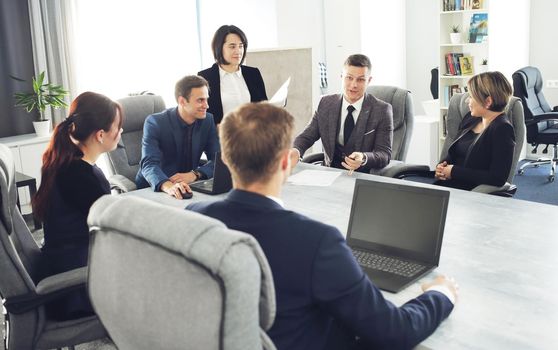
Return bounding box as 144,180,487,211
33,91,123,320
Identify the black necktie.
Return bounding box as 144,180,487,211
343,105,356,145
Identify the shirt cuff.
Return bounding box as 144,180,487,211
426,285,455,305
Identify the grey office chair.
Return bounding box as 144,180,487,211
391,93,525,196
512,66,558,182
107,94,165,192
302,85,414,176
0,144,106,350
87,195,277,350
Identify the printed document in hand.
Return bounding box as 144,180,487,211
269,77,291,107
287,170,341,186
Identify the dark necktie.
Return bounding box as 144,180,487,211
343,105,356,145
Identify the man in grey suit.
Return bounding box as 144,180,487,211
293,54,393,172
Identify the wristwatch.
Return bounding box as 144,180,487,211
192,170,202,181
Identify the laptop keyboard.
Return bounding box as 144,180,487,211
351,248,425,277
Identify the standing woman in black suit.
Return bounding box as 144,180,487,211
198,25,267,126
435,71,515,190
33,91,123,320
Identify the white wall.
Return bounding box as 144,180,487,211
198,0,278,68
405,0,438,116
360,0,406,88
530,0,558,105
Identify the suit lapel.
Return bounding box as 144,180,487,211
347,94,373,150
168,108,183,155
324,95,343,157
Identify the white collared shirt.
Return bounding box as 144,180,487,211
266,195,284,207
219,66,251,117
338,95,364,145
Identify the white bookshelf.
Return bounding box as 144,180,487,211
438,0,530,149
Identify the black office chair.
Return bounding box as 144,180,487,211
512,66,558,182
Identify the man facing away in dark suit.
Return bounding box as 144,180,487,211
293,54,393,173
187,102,458,350
136,75,220,199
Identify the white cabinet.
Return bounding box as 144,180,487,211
0,134,50,212
406,116,439,169
438,0,530,148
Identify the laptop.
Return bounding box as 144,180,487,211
189,152,232,195
346,179,450,293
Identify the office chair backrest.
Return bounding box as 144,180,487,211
0,143,42,293
107,95,165,182
88,195,277,350
443,93,525,183
512,66,556,143
367,85,414,162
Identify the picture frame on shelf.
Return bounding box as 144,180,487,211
469,13,488,43
458,56,474,75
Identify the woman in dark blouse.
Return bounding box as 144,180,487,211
198,25,267,125
33,91,123,320
435,71,515,190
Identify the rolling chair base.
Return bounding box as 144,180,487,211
518,144,557,182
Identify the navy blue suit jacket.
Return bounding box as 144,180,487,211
135,107,220,190
187,190,453,350
198,63,268,124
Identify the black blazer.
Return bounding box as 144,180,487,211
441,112,515,190
198,63,267,124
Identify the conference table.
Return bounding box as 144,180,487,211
131,163,558,349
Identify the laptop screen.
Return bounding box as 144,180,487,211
346,179,449,264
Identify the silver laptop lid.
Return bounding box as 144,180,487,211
346,179,450,265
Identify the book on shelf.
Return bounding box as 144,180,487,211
444,53,465,76
469,13,488,43
442,84,463,106
443,0,481,11
459,56,474,75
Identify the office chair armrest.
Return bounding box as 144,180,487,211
369,160,404,177
472,183,517,197
388,163,433,179
109,174,137,193
530,112,558,124
3,267,88,315
301,152,325,165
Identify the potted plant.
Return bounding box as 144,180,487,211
450,25,461,44
13,71,68,136
479,58,488,72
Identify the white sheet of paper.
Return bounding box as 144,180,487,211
287,170,341,186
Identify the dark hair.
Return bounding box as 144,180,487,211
220,103,294,186
344,54,372,71
211,25,248,66
468,71,512,112
175,75,209,102
32,91,122,219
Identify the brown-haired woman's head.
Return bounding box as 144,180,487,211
33,91,122,219
211,25,248,66
467,71,512,113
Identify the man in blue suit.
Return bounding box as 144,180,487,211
187,103,458,350
136,75,220,199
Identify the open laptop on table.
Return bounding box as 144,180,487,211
346,179,450,293
189,152,232,195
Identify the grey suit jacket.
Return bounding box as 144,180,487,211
294,93,393,171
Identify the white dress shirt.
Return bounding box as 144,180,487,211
219,66,251,117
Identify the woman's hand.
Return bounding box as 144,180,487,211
435,161,453,180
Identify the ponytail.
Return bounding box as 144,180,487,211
32,91,121,220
